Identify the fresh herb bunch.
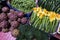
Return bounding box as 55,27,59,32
11,0,36,13
16,24,49,40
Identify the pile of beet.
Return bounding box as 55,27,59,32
0,7,28,37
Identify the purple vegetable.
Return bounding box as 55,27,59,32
17,12,24,18
21,17,27,24
7,13,17,21
10,9,15,13
17,18,21,23
0,13,7,22
2,7,9,12
0,20,8,28
10,21,19,28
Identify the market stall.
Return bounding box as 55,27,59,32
0,0,60,40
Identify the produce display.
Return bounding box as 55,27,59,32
0,6,28,37
11,0,36,13
0,0,60,40
30,7,59,33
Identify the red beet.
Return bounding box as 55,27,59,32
17,11,24,18
7,13,17,21
0,20,8,28
2,7,9,12
0,13,7,22
21,17,27,24
17,18,21,23
10,21,19,28
10,9,15,13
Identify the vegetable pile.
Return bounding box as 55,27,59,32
11,0,36,13
38,0,60,13
0,6,28,37
30,7,59,33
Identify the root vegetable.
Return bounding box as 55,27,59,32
21,17,27,24
7,13,17,21
17,18,21,23
0,13,7,22
11,29,20,37
2,7,9,12
10,9,15,13
0,21,8,28
10,21,19,28
17,12,24,18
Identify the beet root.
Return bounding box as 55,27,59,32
10,9,15,13
21,17,27,24
0,13,7,22
17,12,24,18
7,13,17,21
2,7,9,13
17,18,21,23
0,20,8,28
10,21,19,28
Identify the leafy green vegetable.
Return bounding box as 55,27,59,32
11,0,36,13
38,0,60,13
16,24,49,40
